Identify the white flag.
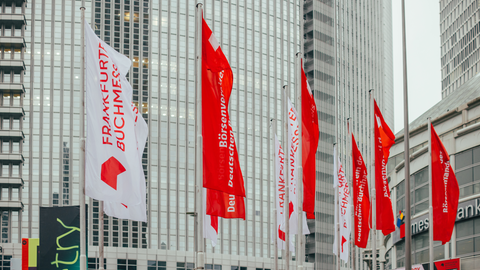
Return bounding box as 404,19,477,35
103,103,148,222
85,21,145,207
333,147,351,262
203,188,218,247
274,135,294,250
287,98,299,235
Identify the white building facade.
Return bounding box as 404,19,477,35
385,74,480,269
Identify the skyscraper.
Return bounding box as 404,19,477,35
1,0,319,269
303,0,393,269
0,0,27,249
440,0,480,99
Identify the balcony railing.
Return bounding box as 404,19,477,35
0,36,26,48
0,59,25,73
0,130,24,141
0,13,26,28
0,106,24,117
0,176,23,187
0,153,24,164
0,83,25,94
0,200,23,211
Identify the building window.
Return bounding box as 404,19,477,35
176,262,194,270
88,258,106,269
52,193,59,206
455,145,480,198
396,166,429,216
205,264,222,270
1,211,8,243
0,254,12,270
117,259,136,270
456,218,480,257
147,261,166,270
230,267,247,270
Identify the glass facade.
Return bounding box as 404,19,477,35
303,0,393,268
14,0,309,269
0,0,395,268
440,0,480,98
455,144,480,198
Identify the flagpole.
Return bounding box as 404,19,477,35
271,119,278,270
295,52,304,270
401,1,412,269
370,89,376,270
99,202,104,270
283,85,290,270
334,143,340,270
80,2,87,270
195,3,205,270
428,117,433,270
347,118,355,270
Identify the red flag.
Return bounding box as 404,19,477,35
202,18,245,200
431,123,459,244
352,134,371,248
206,189,245,219
373,100,395,235
301,64,319,219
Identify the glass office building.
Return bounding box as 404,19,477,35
0,0,319,269
303,0,393,269
440,0,480,99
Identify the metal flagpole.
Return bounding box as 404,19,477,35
99,202,104,270
195,3,205,269
272,119,278,270
334,144,340,270
334,0,340,267
284,85,290,270
80,2,87,270
370,89,376,270
428,118,433,270
401,1,412,269
296,53,304,270
348,118,355,270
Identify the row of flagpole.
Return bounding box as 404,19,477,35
77,2,461,270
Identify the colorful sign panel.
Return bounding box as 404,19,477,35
425,258,461,270
39,206,83,270
21,238,39,270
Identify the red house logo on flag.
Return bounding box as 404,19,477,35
101,157,126,190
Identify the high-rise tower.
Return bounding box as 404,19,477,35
303,0,393,269
440,0,480,99
0,0,26,247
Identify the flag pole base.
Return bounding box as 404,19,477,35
196,251,205,269
80,254,87,270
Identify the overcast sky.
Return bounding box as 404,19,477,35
391,0,442,133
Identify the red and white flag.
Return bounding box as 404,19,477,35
301,64,319,219
287,98,299,234
352,134,370,248
274,135,293,250
84,21,145,208
202,18,245,202
373,100,395,235
206,189,245,219
274,134,307,250
333,147,351,262
204,188,219,247
103,103,148,222
431,123,459,244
